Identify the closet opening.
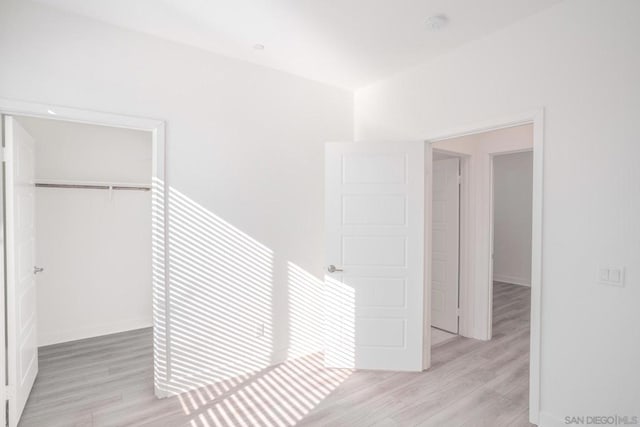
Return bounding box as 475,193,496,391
4,115,154,425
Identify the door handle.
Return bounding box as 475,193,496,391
33,266,44,275
327,265,343,273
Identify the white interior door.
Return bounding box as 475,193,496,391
4,116,38,427
431,157,460,333
325,142,425,371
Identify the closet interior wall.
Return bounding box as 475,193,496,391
18,116,153,346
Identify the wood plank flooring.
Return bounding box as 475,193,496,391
431,327,457,346
20,282,531,427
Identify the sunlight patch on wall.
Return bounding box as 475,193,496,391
152,185,356,422
287,262,324,359
166,187,274,393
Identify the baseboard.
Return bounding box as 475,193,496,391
493,274,531,287
38,317,153,346
271,347,325,365
270,347,290,365
154,385,171,399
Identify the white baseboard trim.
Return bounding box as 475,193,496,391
493,274,531,287
38,317,153,346
538,411,566,427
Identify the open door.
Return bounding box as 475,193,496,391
4,116,38,427
325,142,425,371
431,157,460,333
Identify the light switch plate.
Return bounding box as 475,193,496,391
599,268,610,282
609,269,621,282
598,265,625,287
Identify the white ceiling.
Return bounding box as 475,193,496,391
34,0,563,89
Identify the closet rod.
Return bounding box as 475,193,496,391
35,183,151,191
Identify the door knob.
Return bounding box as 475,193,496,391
33,266,44,274
327,265,343,273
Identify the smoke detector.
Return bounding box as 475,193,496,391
425,15,449,31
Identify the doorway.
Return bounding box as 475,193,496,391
426,114,542,424
492,151,534,288
1,101,165,427
21,116,153,343
430,128,534,337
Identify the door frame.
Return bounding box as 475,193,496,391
0,98,170,404
425,109,544,425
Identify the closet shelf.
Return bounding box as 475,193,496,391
34,179,151,191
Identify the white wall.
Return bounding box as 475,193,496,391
355,0,640,422
493,151,533,287
18,116,153,346
0,0,353,390
432,125,533,339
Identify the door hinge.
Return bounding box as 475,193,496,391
5,386,14,401
457,174,462,185
456,308,461,317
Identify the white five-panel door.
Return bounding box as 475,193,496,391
431,157,460,333
325,142,425,371
4,116,39,427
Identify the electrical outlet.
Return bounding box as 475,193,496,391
255,323,265,338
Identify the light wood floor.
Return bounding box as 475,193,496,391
431,327,457,346
20,282,531,427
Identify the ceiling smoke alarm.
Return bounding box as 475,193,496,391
425,15,449,31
